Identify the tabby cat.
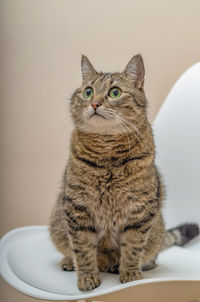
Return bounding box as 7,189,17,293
50,54,199,291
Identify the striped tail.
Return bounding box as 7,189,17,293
162,223,199,250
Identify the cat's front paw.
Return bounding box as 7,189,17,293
77,274,101,291
119,270,143,283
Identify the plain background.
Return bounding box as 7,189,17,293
0,0,200,301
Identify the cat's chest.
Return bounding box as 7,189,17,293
92,186,131,248
92,173,132,229
83,165,140,229
96,167,133,205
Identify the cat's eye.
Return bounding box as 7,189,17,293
83,87,94,99
109,87,122,99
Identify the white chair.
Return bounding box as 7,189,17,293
1,63,200,302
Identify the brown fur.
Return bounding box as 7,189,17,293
49,55,199,291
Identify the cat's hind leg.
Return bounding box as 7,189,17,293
141,259,156,271
49,204,75,271
60,253,75,271
141,214,165,272
52,230,75,271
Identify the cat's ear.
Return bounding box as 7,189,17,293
123,54,145,88
81,55,97,82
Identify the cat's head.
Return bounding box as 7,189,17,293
70,54,147,134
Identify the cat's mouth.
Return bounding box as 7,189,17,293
81,108,119,133
90,112,106,119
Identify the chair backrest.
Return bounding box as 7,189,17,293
153,63,200,228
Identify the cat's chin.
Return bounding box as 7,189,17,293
77,116,122,134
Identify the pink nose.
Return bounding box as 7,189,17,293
91,103,100,110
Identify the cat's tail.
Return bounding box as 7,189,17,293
162,223,199,250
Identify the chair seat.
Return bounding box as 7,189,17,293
0,225,200,300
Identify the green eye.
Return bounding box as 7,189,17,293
83,87,94,99
109,87,122,99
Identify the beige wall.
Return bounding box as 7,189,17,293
0,0,200,301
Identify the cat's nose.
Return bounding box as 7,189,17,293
91,103,101,110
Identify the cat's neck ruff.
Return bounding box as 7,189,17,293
71,125,154,161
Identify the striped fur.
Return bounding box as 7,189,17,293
49,55,199,291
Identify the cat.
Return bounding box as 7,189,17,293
49,54,199,291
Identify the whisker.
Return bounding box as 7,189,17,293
97,108,146,149
114,114,133,152
105,108,141,123
117,122,131,153
119,116,152,149
76,109,90,125
119,116,142,144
